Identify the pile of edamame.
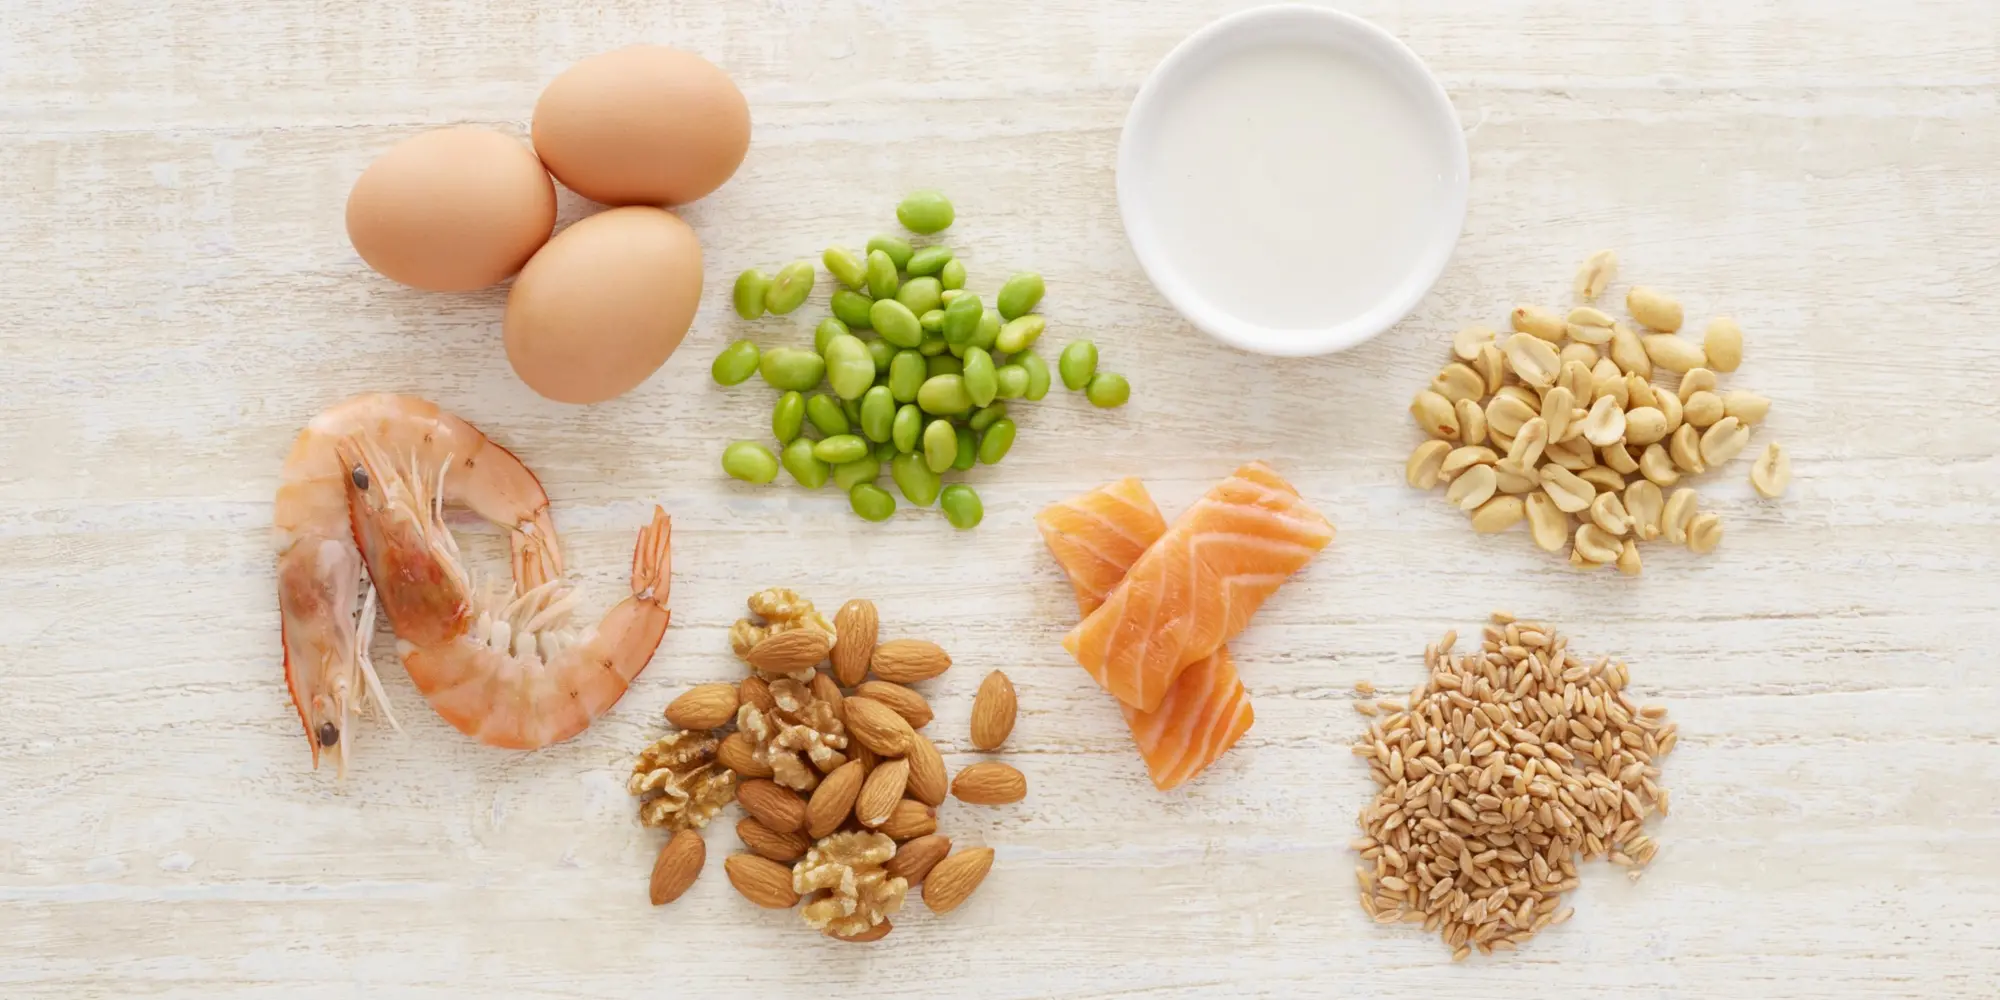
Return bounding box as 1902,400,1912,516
713,190,1131,528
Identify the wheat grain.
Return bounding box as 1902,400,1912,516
1352,614,1675,959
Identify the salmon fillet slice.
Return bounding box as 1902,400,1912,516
1037,478,1254,791
1062,461,1334,712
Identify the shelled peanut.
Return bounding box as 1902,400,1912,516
1405,251,1788,572
627,588,1023,941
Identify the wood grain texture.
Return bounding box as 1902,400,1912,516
4,0,1999,996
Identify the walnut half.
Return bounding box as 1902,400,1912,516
794,830,906,938
629,730,738,832
738,678,848,792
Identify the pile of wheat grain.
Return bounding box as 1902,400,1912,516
1351,613,1677,960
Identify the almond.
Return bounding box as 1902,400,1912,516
809,670,845,720
806,760,866,838
648,828,704,905
717,731,772,778
869,638,951,684
736,817,809,863
745,629,832,675
844,696,915,757
737,778,807,833
877,799,937,841
851,742,881,773
921,847,994,915
903,733,948,806
665,683,739,731
854,680,933,729
884,834,952,884
856,759,910,827
832,919,892,943
968,670,1017,750
830,599,879,686
951,762,1027,806
738,675,776,714
724,853,799,909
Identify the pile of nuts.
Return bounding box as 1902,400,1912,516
1351,613,1677,960
629,588,1026,942
1406,250,1791,573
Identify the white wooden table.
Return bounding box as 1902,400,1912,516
4,1,1998,997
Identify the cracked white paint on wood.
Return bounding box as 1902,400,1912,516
2,1,1998,997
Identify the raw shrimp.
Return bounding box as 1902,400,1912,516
340,434,671,751
274,393,562,775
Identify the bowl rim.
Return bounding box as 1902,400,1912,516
1115,3,1470,358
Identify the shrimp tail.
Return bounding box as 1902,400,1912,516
631,506,671,608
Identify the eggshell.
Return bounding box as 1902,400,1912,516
503,206,703,404
532,45,750,206
345,127,556,291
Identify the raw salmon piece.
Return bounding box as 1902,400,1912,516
1035,477,1165,615
1038,480,1254,791
1063,461,1333,712
1118,650,1252,791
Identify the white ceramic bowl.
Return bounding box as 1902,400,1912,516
1116,4,1469,357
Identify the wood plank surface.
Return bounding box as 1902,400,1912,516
2,1,1997,997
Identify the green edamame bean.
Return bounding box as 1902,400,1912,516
996,314,1045,354
953,427,976,471
814,318,849,356
939,484,983,530
843,395,863,424
865,249,899,300
866,235,913,271
1019,350,1052,401
997,272,1045,320
722,441,779,484
1058,340,1098,390
897,190,955,234
874,439,897,462
918,330,949,357
941,292,982,346
831,289,874,330
1086,371,1130,408
917,373,972,415
891,403,922,453
927,354,963,378
823,247,867,290
891,452,942,506
973,309,1002,351
780,438,829,489
906,245,954,277
758,347,825,392
887,350,927,402
940,258,966,291
896,276,942,316
940,289,963,306
994,364,1029,400
923,419,957,473
813,434,869,465
865,336,895,373
823,333,876,400
832,455,880,491
870,299,923,349
772,391,805,443
849,482,897,522
968,402,1008,432
962,346,997,408
976,418,1016,464
711,339,760,386
765,260,816,315
919,309,945,334
733,269,770,320
859,386,896,442
805,393,849,437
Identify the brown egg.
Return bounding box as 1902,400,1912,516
345,127,556,291
532,45,750,206
503,207,703,404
